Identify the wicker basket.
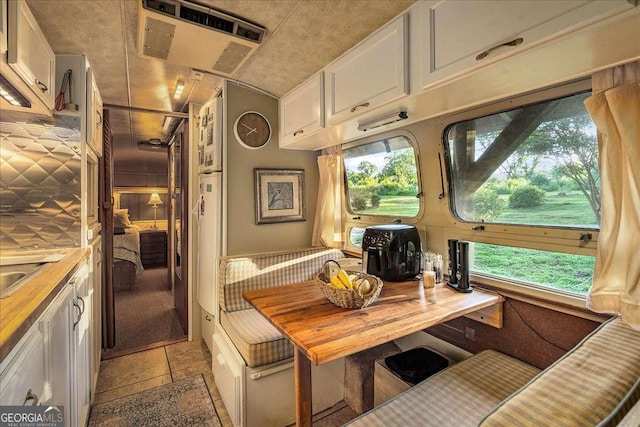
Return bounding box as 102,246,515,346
316,260,383,309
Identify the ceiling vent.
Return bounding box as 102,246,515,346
137,0,265,76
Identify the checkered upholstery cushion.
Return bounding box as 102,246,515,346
220,308,293,367
218,247,345,312
346,350,540,427
480,317,640,427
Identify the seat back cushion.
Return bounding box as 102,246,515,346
479,317,640,427
346,350,540,427
219,247,345,312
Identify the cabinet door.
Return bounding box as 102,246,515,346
0,325,46,407
39,284,73,425
90,236,103,395
1,0,7,54
280,73,324,146
88,73,104,157
73,266,91,427
7,0,55,109
326,14,408,124
419,0,635,89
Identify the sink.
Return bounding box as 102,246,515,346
0,252,65,266
0,263,46,299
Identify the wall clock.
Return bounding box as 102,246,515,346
234,111,272,149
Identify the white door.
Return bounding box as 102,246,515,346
197,173,222,315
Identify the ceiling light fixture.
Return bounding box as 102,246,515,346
357,111,408,132
162,116,173,132
173,79,185,99
0,74,31,107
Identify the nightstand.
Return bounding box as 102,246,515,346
140,229,167,268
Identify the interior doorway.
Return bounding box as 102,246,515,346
101,112,188,358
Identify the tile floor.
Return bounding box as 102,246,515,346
91,339,358,426
92,339,234,427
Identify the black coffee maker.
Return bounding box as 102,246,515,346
362,224,421,281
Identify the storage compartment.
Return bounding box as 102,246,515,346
385,347,449,385
374,347,451,406
201,308,215,351
213,325,345,427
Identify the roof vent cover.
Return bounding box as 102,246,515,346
138,0,265,76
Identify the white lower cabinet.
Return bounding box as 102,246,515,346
0,323,46,407
37,263,90,427
40,284,74,424
212,326,345,427
0,262,91,426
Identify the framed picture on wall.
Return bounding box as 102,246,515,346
254,168,306,224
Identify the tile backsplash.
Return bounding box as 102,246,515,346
0,121,82,251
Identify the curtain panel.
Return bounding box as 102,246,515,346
312,149,343,248
584,61,640,328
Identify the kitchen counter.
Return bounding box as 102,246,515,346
0,248,90,361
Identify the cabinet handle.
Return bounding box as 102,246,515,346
96,112,103,128
73,300,82,330
205,314,212,321
23,389,39,406
350,102,370,113
293,129,304,137
78,295,85,316
34,79,48,93
476,38,523,61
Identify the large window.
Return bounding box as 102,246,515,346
444,90,598,295
343,134,420,218
445,91,599,228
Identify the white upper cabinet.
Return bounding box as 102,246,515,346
279,72,325,148
417,0,636,90
7,0,55,109
326,14,408,124
88,73,104,157
55,55,103,157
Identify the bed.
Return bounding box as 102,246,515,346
113,210,144,290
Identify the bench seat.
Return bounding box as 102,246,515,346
346,349,541,427
218,247,345,367
220,308,293,367
479,316,640,426
348,316,640,427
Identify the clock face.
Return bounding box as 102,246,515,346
234,111,271,149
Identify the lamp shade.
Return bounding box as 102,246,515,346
148,193,163,205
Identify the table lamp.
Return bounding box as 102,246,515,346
147,193,163,228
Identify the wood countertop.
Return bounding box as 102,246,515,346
244,280,504,365
0,248,90,362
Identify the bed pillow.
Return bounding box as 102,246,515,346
113,209,131,228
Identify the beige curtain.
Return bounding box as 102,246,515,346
584,60,640,328
312,148,343,248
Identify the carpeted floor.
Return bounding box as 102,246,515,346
103,267,186,357
89,374,221,426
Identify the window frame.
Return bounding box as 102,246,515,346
342,129,424,222
439,79,599,302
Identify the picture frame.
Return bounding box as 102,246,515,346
254,168,306,224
